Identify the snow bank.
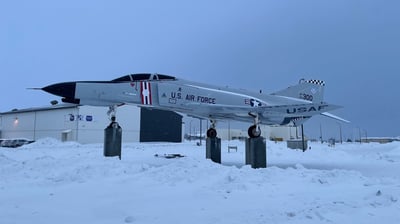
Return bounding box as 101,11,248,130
1,139,399,224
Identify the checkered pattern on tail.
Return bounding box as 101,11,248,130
307,79,325,86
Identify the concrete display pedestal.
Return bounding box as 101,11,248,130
104,121,122,160
206,137,221,164
245,137,267,168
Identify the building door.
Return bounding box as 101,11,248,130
140,108,182,142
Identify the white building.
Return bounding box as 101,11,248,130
265,125,302,141
0,104,183,144
215,125,301,141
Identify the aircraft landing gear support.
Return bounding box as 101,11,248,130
206,119,221,163
206,119,218,138
245,113,266,168
104,105,122,160
207,128,217,138
248,125,261,138
107,105,117,121
248,113,261,138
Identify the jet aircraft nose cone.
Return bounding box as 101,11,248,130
42,82,76,98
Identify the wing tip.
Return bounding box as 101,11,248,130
321,112,350,123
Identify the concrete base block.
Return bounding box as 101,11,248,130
287,139,308,151
104,121,122,160
206,137,221,164
245,137,267,168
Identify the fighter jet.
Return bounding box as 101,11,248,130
41,73,347,138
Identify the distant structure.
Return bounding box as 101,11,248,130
361,137,399,144
0,104,183,144
186,125,301,142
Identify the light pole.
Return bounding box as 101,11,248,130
320,123,323,144
189,120,194,141
301,124,306,152
199,118,203,146
228,120,231,141
337,123,343,144
364,129,368,143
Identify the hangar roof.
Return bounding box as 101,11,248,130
0,104,78,115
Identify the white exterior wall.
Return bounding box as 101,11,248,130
269,126,299,140
35,107,79,141
0,105,141,144
0,107,79,141
216,125,298,141
1,111,36,140
76,105,140,144
217,129,247,140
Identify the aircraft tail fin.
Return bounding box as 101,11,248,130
272,79,325,103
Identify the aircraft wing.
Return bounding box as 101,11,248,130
183,102,341,118
321,112,350,123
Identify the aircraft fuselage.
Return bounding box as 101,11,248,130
42,73,345,137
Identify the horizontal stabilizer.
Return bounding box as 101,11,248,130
321,112,350,123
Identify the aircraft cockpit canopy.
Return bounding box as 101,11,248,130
112,73,176,82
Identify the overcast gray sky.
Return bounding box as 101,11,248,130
1,0,399,139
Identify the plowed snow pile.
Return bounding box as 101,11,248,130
1,138,399,224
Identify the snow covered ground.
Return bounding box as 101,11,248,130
1,138,399,224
